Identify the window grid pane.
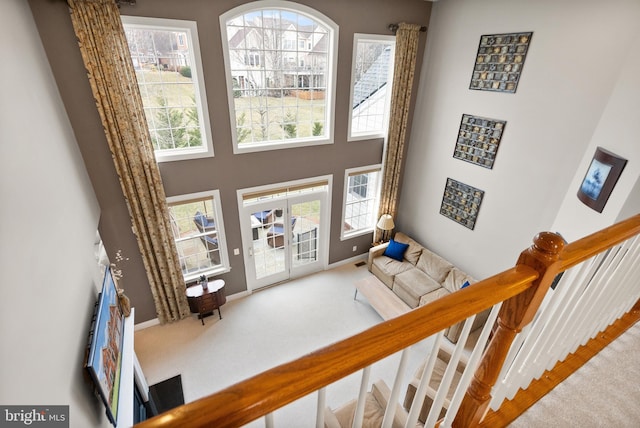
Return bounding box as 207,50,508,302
123,23,207,155
344,171,380,234
168,197,221,277
350,37,395,138
226,9,331,146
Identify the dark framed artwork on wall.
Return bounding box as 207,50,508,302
469,31,533,93
577,147,627,213
454,114,506,169
440,178,484,230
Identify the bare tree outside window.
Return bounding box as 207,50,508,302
224,8,331,146
122,17,213,161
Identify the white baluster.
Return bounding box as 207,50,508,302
316,387,326,428
445,304,501,425
265,412,274,428
381,349,410,428
424,314,475,428
405,332,444,428
352,366,371,428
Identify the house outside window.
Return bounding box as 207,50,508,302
342,165,382,239
220,1,338,153
121,16,213,162
348,34,396,141
167,190,229,281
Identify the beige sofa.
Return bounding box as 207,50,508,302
367,232,489,354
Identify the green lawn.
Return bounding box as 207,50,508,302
135,69,326,143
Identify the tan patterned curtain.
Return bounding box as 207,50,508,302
68,0,189,323
376,23,422,242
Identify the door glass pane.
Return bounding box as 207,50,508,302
250,208,287,280
291,200,320,268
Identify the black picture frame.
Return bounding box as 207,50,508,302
469,32,533,93
440,178,484,230
577,147,627,213
453,114,506,169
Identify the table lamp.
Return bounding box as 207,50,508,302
377,214,395,242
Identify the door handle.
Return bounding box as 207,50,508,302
248,247,253,257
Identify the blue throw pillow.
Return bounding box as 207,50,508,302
383,239,409,262
461,280,471,289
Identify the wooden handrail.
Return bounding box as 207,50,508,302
137,267,539,428
559,213,640,271
137,213,640,428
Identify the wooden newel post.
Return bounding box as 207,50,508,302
453,232,564,427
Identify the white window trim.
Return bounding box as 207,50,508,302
340,164,382,240
347,33,395,142
220,0,339,154
166,189,230,281
121,16,214,162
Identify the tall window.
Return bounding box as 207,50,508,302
220,1,338,153
121,16,213,162
342,166,382,239
348,34,395,141
167,190,228,281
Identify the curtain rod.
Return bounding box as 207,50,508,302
388,24,427,34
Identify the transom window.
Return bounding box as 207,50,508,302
348,34,395,141
342,166,382,239
167,190,229,281
121,16,213,162
220,1,338,153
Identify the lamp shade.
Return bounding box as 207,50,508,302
376,214,395,231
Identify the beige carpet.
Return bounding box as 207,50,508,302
509,321,640,427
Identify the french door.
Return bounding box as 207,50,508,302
241,192,326,291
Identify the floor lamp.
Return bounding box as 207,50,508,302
377,214,395,243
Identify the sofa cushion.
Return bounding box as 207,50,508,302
371,256,414,289
393,269,442,308
393,232,424,265
418,287,451,307
383,239,409,261
445,308,491,344
443,268,475,293
415,249,453,284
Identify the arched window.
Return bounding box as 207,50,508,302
220,1,338,153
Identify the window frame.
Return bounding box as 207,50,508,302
220,0,339,154
121,16,214,162
347,33,396,142
166,189,230,282
340,164,382,240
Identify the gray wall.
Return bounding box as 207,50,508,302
1,1,110,426
398,0,640,279
28,0,432,323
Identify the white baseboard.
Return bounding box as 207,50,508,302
135,317,160,330
328,253,367,269
227,290,251,301
134,290,251,330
